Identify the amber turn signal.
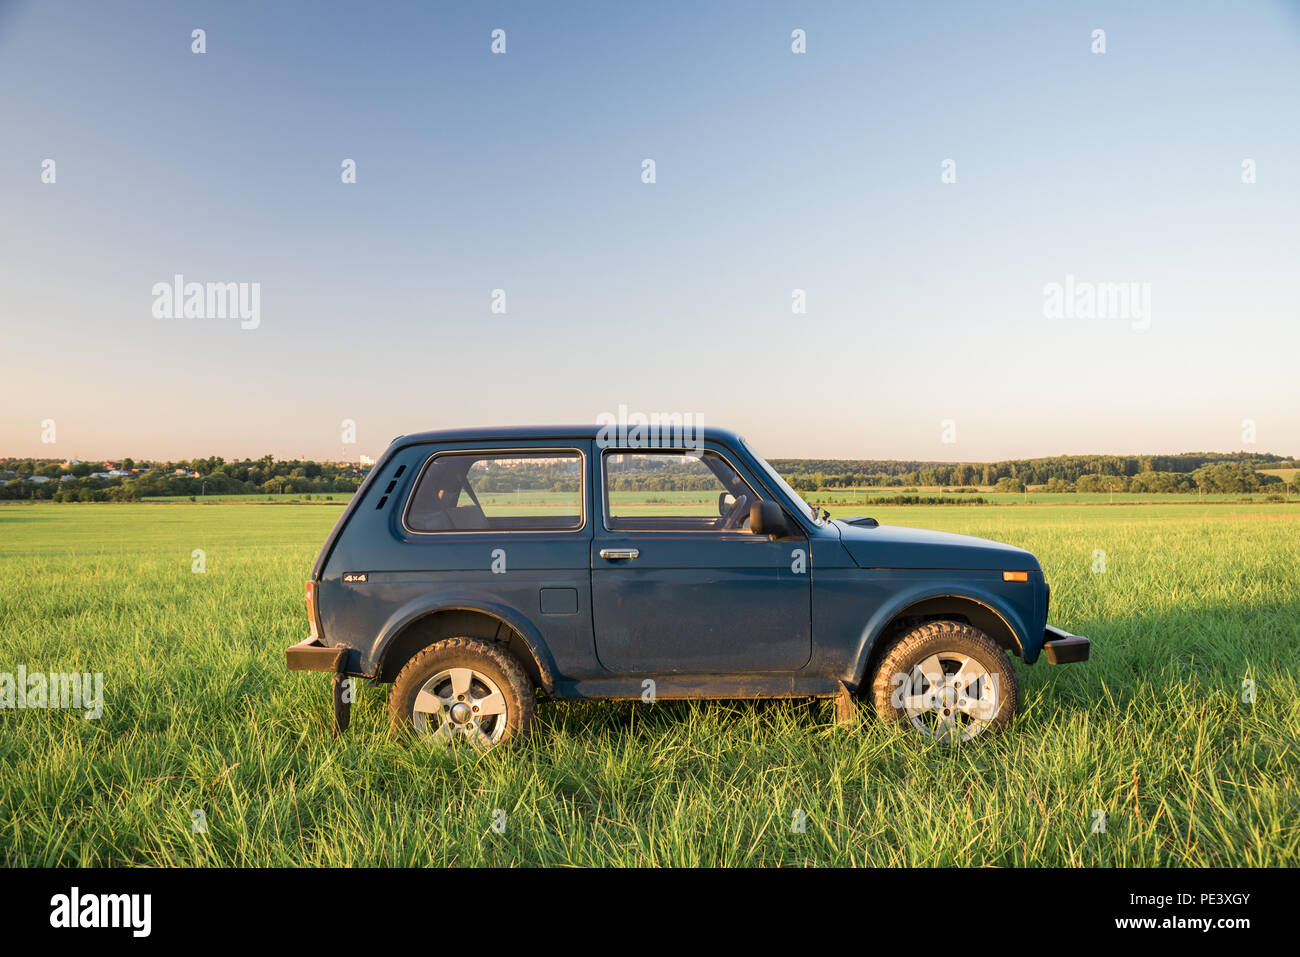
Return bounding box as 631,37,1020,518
1002,570,1029,582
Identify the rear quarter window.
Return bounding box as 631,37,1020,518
404,450,584,532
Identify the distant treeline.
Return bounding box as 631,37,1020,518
0,455,365,502
769,452,1299,494
864,494,989,505
2,450,1297,502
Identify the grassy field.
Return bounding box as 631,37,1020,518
1,498,1298,866
1259,467,1299,485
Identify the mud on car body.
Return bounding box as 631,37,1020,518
288,425,1089,745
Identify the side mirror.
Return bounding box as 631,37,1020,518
750,500,789,537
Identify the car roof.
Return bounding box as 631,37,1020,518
390,424,746,448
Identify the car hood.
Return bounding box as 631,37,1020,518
831,519,1039,571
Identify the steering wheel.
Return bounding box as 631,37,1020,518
717,493,750,530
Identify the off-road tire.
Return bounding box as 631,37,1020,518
388,636,535,745
870,620,1020,742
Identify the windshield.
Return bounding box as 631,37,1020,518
740,437,823,526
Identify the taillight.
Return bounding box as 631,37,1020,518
305,581,319,639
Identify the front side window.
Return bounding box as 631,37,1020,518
406,450,583,532
603,449,761,531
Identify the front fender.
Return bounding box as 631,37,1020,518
848,580,1039,686
368,589,559,692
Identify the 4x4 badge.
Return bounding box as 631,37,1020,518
343,573,368,584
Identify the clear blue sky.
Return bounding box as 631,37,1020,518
2,0,1298,462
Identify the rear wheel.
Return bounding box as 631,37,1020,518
870,621,1019,743
388,637,535,747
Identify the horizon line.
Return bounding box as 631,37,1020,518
4,447,1296,467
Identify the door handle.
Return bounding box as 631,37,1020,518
599,548,640,560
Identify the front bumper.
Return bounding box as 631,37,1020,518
1042,625,1091,664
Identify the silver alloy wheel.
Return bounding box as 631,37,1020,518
411,667,509,745
899,651,1000,743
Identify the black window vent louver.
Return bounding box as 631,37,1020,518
375,463,406,509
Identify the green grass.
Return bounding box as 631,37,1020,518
1,500,1297,866
1259,467,1299,484
143,493,351,504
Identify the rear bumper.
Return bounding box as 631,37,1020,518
287,637,353,736
286,636,346,672
1042,625,1091,664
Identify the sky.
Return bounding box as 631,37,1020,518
1,0,1298,463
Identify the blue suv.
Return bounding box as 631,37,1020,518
288,425,1089,745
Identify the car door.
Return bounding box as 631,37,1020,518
591,443,811,674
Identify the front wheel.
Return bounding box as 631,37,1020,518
870,621,1020,743
388,637,535,747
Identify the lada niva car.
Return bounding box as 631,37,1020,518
288,426,1089,745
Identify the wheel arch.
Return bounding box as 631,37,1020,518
373,599,557,693
852,591,1027,689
